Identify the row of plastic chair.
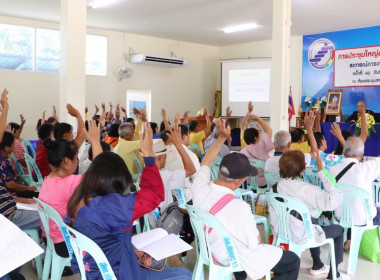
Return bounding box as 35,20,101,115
10,152,44,188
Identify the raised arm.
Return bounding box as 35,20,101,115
250,114,272,139
241,101,253,132
91,104,99,120
0,89,9,143
183,110,190,125
67,103,86,147
132,122,164,221
304,111,318,155
201,118,231,167
330,123,345,148
19,114,26,133
86,119,102,159
203,107,211,136
161,108,171,131
170,119,196,177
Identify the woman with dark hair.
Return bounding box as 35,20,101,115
8,117,28,174
104,123,120,147
270,150,345,280
38,120,101,267
35,122,54,178
66,123,191,280
0,132,38,198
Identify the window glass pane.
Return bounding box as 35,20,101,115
0,24,34,71
36,28,60,72
86,34,107,76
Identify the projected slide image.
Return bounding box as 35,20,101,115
228,69,270,102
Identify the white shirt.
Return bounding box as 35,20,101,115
158,169,186,211
192,166,283,280
329,157,380,225
265,153,311,173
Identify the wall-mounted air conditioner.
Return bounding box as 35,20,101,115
130,54,187,67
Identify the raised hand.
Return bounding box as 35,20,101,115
99,111,106,128
121,106,126,113
330,122,342,139
0,88,9,110
215,118,230,140
133,107,140,117
140,109,147,122
139,122,154,157
86,119,101,144
52,105,58,121
225,106,232,121
20,114,26,125
67,103,79,117
203,107,209,116
303,111,316,130
95,104,99,114
101,102,106,112
248,101,253,113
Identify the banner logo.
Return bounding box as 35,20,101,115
308,38,335,70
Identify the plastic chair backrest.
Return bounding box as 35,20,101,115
188,143,204,161
335,183,373,228
248,158,265,191
186,205,243,273
373,181,380,204
24,153,44,187
10,152,26,176
133,153,143,174
264,171,281,189
265,192,316,248
210,156,222,182
21,138,36,158
303,168,322,188
34,198,74,257
65,225,117,280
175,188,187,208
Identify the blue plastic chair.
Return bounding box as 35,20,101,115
65,225,117,280
247,158,267,194
333,183,377,275
263,171,281,189
188,143,204,161
265,192,337,280
131,153,143,181
186,205,271,280
373,181,380,204
234,189,269,243
23,228,43,280
210,156,222,182
303,168,323,189
10,152,30,184
24,153,44,187
175,188,187,209
21,138,36,158
34,198,72,280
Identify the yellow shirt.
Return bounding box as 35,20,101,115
190,130,206,154
240,131,247,149
113,138,141,174
290,142,311,154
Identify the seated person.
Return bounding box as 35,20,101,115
290,128,311,153
345,101,375,123
35,123,54,178
192,118,300,280
204,124,231,158
189,107,211,156
0,132,38,198
8,117,28,175
104,123,120,147
240,110,274,188
272,150,344,280
329,136,380,251
65,123,191,280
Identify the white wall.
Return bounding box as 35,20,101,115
0,16,219,139
218,36,303,128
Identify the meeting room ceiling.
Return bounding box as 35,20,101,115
1,0,380,46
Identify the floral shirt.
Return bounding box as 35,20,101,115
11,138,28,174
0,153,17,195
309,151,344,170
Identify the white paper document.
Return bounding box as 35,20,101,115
132,228,192,261
16,202,38,211
0,214,44,277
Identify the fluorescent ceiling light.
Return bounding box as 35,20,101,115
88,0,119,9
223,23,259,33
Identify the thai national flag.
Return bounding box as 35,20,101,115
288,87,295,121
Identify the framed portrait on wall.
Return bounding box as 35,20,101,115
325,89,343,115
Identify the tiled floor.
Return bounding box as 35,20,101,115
20,225,380,280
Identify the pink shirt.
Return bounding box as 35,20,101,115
39,174,83,243
240,133,274,187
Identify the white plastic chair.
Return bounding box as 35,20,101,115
248,158,267,195
24,153,44,187
34,198,72,280
333,183,378,275
186,205,270,280
266,192,337,280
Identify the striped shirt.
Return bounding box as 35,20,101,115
0,186,16,220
